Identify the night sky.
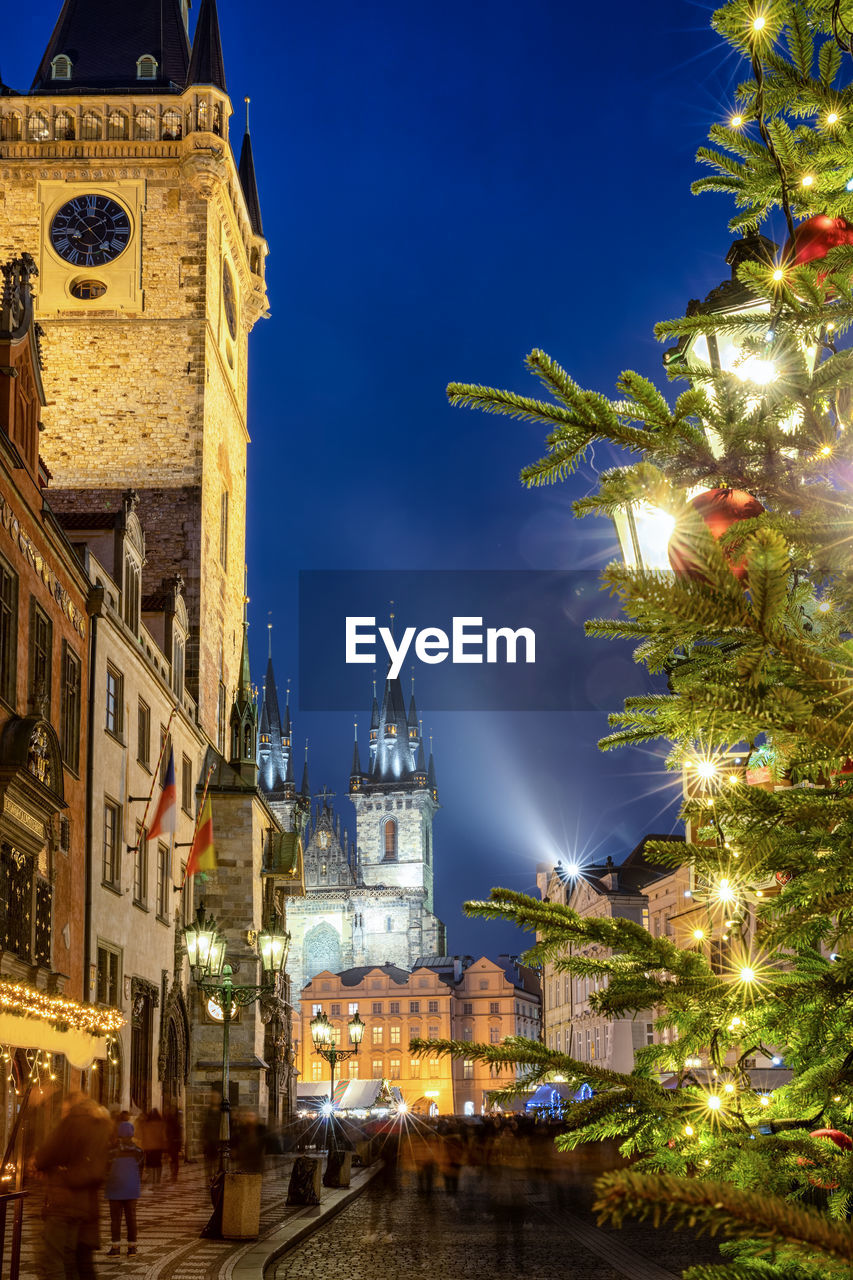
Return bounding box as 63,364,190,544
6,2,780,958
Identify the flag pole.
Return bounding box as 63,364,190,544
130,704,177,851
178,759,216,892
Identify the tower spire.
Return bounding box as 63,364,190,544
229,568,257,783
239,94,264,237
187,0,227,91
301,740,310,799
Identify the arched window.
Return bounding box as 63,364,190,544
303,922,341,981
212,103,222,136
250,248,260,274
161,110,182,141
383,819,397,861
107,111,128,140
136,54,158,80
54,111,75,140
80,111,102,140
135,110,156,141
0,114,22,142
51,54,72,80
27,112,49,142
197,100,208,131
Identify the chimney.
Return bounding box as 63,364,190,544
452,957,462,982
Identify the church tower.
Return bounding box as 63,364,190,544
258,645,303,834
0,0,268,745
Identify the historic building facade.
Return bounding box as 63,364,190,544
0,0,268,745
259,666,446,1005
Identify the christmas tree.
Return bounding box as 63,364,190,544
428,2,853,1275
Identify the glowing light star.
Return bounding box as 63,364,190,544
724,1082,736,1094
397,1100,408,1115
692,928,705,941
706,1095,723,1111
759,1094,770,1107
321,1101,334,1117
716,878,737,905
827,112,839,125
734,354,776,385
731,1016,742,1027
730,114,744,128
801,175,815,187
740,966,756,983
772,268,785,282
684,1124,694,1136
752,15,766,30
818,445,832,457
694,759,719,781
847,178,853,192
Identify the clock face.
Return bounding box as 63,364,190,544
50,195,131,267
222,262,238,339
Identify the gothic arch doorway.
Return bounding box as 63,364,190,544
159,988,190,1111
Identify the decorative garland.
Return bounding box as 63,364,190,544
0,980,124,1037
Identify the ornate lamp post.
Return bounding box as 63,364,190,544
184,905,290,1179
309,1010,364,1151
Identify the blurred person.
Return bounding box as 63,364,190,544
233,1111,266,1174
34,1093,112,1280
202,1096,222,1183
104,1121,144,1258
164,1106,183,1182
141,1107,166,1188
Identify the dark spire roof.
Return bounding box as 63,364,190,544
416,739,426,773
229,614,258,781
258,656,291,799
427,748,437,798
351,727,362,779
32,0,191,93
407,692,419,728
259,694,270,736
370,690,380,730
186,0,226,91
239,120,264,238
366,673,418,786
301,747,310,798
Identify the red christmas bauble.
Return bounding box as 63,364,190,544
668,488,765,581
810,1128,853,1151
775,869,793,886
786,215,853,268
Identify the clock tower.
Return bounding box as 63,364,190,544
0,0,268,743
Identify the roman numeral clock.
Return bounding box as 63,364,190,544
37,180,144,312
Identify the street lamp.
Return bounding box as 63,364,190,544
184,904,290,1212
310,1010,364,1151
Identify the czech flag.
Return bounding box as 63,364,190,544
148,749,177,841
186,794,216,877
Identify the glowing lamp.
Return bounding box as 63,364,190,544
348,1011,365,1046
310,1011,334,1050
827,112,839,125
184,905,226,982
612,502,676,571
257,914,290,980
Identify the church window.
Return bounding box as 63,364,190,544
136,55,158,80
0,557,18,706
320,863,327,877
304,923,341,981
219,492,229,568
162,110,182,141
383,820,397,862
135,109,157,141
27,112,49,142
389,1058,401,1079
51,54,72,80
410,1058,421,1077
173,635,185,699
80,111,102,140
70,279,107,301
54,111,75,140
390,1026,401,1046
385,915,393,932
330,1003,340,1016
405,799,411,809
372,1002,382,1015
396,800,402,809
371,1026,382,1046
0,114,22,142
123,554,140,633
107,111,129,140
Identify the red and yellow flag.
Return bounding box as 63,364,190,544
185,794,216,878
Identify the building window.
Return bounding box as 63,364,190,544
429,1057,440,1078
372,1058,383,1077
133,823,147,906
103,801,121,887
136,55,158,80
123,555,140,632
162,109,182,140
137,700,150,767
383,819,397,861
219,491,229,568
389,1058,401,1080
29,601,52,715
489,1001,500,1014
409,1001,419,1013
330,1003,341,1016
389,1001,400,1015
410,1058,421,1078
462,1002,473,1016
51,55,72,80
372,1002,382,1015
489,1025,501,1044
96,945,120,1005
60,643,81,772
135,109,157,140
107,111,128,140
428,1000,439,1014
390,1026,401,1046
181,863,192,925
159,728,172,784
348,1059,359,1079
55,110,75,140
80,111,102,140
0,114,23,142
181,755,192,812
371,1026,382,1046
106,665,123,736
410,1026,420,1042
312,1061,322,1082
462,1026,472,1041
157,843,170,920
311,1004,322,1016
348,1002,358,1015
463,1058,474,1079
428,1025,438,1039
27,112,49,142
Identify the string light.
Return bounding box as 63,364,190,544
724,1082,736,1094
759,1094,770,1107
772,268,785,282
827,111,839,125
740,965,756,983
0,980,123,1036
684,1124,694,1136
752,15,767,30
692,928,705,941
706,1094,723,1111
730,114,744,128
801,174,815,187
847,178,853,192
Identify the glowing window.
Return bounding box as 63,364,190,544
383,819,397,861
27,112,49,141
107,111,128,140
55,112,75,140
162,110,182,141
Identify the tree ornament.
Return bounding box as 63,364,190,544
775,869,793,886
668,488,765,581
785,215,853,268
810,1128,853,1151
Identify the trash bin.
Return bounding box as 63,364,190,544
221,1172,263,1239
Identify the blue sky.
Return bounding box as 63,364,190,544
7,1,784,957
